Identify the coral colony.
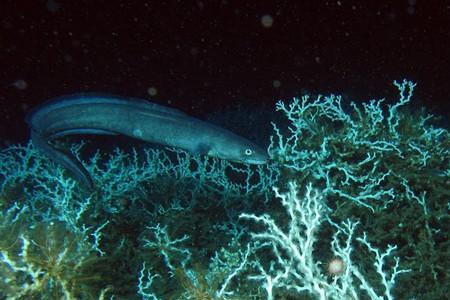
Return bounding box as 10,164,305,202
0,80,448,299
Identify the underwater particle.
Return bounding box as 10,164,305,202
261,15,274,28
197,1,204,10
64,54,73,62
147,86,158,96
21,103,29,112
46,0,61,12
190,47,199,56
273,79,281,88
2,20,12,29
327,257,345,276
12,79,28,90
407,0,416,15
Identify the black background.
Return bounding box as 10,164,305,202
1,0,449,145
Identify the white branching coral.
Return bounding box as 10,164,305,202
240,182,410,300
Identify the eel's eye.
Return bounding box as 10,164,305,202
244,149,253,156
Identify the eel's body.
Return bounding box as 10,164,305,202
26,93,268,188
